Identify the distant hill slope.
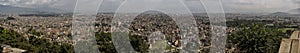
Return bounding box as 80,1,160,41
0,5,61,14
288,8,300,14
268,12,290,16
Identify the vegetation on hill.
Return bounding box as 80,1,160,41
0,27,74,53
0,27,149,53
227,23,289,53
95,32,149,53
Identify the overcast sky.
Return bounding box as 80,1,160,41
0,0,299,13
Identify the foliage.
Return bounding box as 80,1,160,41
27,27,44,36
129,34,149,52
227,23,289,53
0,27,74,53
0,27,149,53
95,32,149,53
95,32,117,53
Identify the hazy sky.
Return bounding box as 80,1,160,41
0,0,299,13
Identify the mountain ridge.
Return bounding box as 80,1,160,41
0,5,61,14
288,8,300,14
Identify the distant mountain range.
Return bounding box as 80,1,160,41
269,12,290,15
288,8,300,14
268,8,300,16
0,5,62,14
1,4,300,15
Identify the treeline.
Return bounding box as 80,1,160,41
226,20,273,27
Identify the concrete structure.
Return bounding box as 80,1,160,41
1,44,27,53
279,31,300,53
